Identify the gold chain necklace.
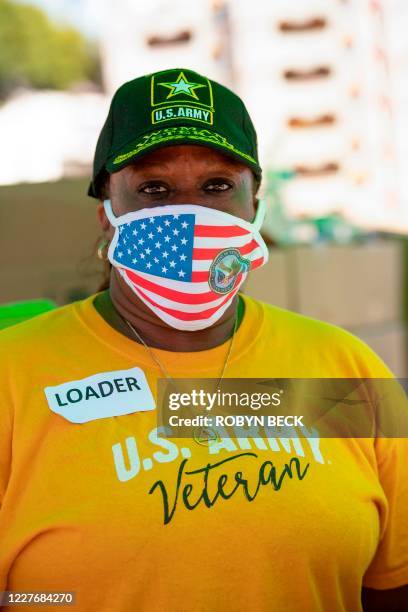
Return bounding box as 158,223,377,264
122,311,238,391
119,308,239,446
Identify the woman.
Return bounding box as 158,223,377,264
0,68,407,611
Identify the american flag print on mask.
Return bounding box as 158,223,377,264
104,201,269,331
115,213,195,281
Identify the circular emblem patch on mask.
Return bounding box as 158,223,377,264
208,248,250,294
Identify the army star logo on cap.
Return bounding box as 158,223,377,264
151,69,214,126
158,71,206,100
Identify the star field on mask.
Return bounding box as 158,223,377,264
113,213,196,281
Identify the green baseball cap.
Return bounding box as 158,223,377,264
88,67,262,198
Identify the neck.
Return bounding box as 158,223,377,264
93,271,244,352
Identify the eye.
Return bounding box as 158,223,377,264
204,179,233,192
138,182,168,194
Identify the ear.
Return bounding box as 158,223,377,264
96,201,111,233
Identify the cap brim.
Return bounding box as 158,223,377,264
105,127,262,180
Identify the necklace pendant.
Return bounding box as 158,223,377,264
193,425,221,447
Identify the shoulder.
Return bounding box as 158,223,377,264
241,293,394,377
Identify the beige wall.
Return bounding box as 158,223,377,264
0,179,104,305
243,241,407,376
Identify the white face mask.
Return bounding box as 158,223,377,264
103,199,269,331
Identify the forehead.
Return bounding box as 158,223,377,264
120,144,249,173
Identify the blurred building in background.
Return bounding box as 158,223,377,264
91,0,408,233
2,0,408,231
92,0,234,92
0,89,108,185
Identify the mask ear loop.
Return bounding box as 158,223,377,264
103,199,118,226
252,198,266,232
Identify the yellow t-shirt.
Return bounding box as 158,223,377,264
0,292,407,612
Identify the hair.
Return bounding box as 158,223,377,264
94,165,262,292
94,168,110,201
